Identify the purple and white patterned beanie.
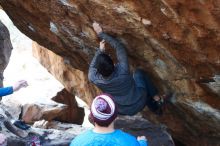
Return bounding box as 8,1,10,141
90,93,117,126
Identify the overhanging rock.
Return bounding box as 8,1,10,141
0,0,219,145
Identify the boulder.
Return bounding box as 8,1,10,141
32,42,100,105
0,20,13,88
115,115,175,146
52,88,85,124
0,104,174,146
0,104,87,146
22,103,67,124
0,0,219,145
1,98,68,124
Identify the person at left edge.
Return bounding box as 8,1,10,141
0,80,28,97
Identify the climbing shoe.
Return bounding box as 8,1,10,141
13,120,30,130
154,93,173,115
3,120,28,138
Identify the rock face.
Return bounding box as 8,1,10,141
0,20,12,87
1,97,68,124
0,104,174,146
52,88,85,124
0,103,88,146
22,103,66,124
0,0,220,145
32,42,100,105
115,115,175,146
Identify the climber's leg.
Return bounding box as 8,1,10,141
133,69,160,112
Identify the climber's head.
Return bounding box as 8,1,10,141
95,53,114,77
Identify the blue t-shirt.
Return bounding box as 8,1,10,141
0,87,13,97
70,129,147,146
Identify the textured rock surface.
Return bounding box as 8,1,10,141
32,42,101,105
0,104,87,146
0,20,12,87
1,97,68,124
0,104,173,146
22,103,67,124
115,115,175,146
52,88,85,124
0,0,220,145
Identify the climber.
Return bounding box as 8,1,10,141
70,93,148,146
88,22,169,115
0,80,28,97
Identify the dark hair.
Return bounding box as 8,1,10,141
89,114,111,127
89,111,117,127
95,53,114,77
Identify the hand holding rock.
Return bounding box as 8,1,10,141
93,22,103,34
99,40,105,52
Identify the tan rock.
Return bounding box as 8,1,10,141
32,43,101,105
33,119,49,129
22,103,66,124
52,89,84,124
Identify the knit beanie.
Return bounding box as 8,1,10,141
90,93,117,127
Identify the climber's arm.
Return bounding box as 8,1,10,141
0,87,13,96
93,22,129,72
0,80,28,97
98,32,129,72
88,49,102,82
